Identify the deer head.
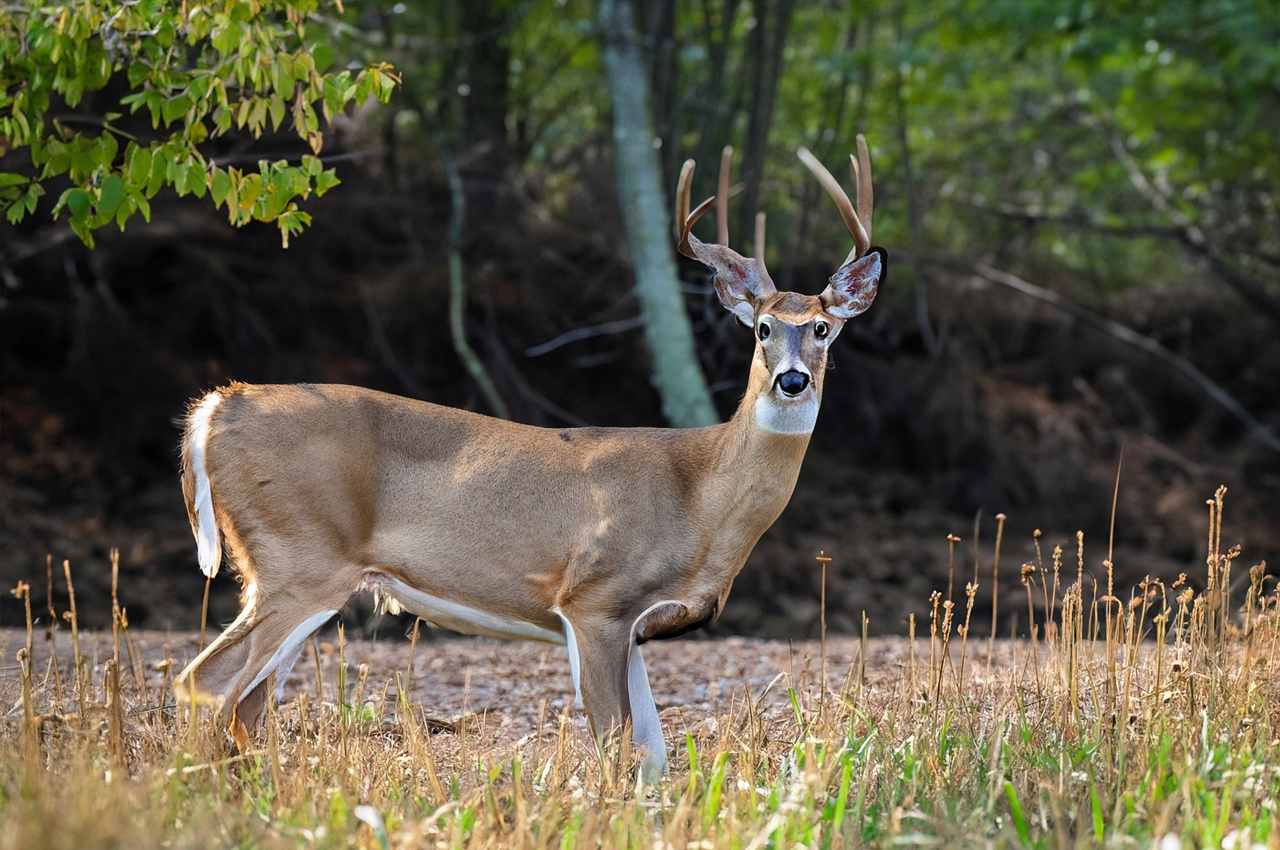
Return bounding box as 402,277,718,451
675,135,887,432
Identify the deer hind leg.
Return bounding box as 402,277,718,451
227,605,338,739
175,571,351,745
174,583,262,710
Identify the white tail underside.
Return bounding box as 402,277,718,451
189,391,224,578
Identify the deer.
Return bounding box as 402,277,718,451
173,135,885,778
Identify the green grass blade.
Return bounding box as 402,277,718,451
1089,782,1104,843
1004,781,1032,848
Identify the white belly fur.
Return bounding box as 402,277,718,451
365,573,565,644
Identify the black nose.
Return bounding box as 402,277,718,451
777,370,810,396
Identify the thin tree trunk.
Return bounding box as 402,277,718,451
645,0,680,192
787,6,864,287
893,0,939,355
693,0,743,181
600,0,719,427
737,0,795,242
459,0,512,234
444,152,511,420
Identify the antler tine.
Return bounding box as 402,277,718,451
675,159,694,241
754,212,766,264
797,145,870,262
674,158,717,258
717,146,733,246
855,133,873,243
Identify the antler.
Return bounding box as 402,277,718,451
674,147,777,319
797,133,874,265
674,160,717,258
675,146,767,264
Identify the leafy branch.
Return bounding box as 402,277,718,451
0,0,399,247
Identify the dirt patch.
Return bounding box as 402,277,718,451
0,626,937,750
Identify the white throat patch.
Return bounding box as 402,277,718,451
754,392,819,434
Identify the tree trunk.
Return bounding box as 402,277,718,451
737,0,795,242
599,0,719,427
644,0,680,192
459,1,512,235
692,0,743,182
892,0,939,355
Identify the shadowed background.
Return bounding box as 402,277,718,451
3,0,1278,637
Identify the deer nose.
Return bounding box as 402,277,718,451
776,370,810,397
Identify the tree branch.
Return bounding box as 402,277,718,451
961,260,1280,454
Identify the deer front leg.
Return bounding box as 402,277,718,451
572,616,631,743
563,613,665,779
625,642,665,778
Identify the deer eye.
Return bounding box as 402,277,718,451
814,320,829,339
757,321,771,341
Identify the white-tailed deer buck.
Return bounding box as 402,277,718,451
175,135,885,777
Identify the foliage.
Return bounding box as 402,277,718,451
0,1,398,247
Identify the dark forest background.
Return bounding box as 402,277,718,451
2,0,1279,638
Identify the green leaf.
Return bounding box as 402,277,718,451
268,95,286,131
272,62,294,97
176,164,202,198
162,95,192,126
24,183,43,214
147,148,169,197
188,165,207,199
115,196,133,229
210,169,231,207
96,175,126,216
213,106,232,135
277,207,311,248
127,146,152,186
64,188,92,219
69,217,95,248
238,173,261,211
0,173,27,188
96,132,119,169
212,22,241,56
314,169,340,197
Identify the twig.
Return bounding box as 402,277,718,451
442,150,510,420
524,316,645,357
967,261,1280,453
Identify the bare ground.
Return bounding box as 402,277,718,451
0,625,950,755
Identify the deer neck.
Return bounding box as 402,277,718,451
704,348,817,550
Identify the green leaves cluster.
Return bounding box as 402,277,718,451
0,1,398,247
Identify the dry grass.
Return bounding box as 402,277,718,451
2,485,1278,849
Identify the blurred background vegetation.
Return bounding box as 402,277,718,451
2,0,1278,637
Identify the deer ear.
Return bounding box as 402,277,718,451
820,247,885,319
689,244,777,327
